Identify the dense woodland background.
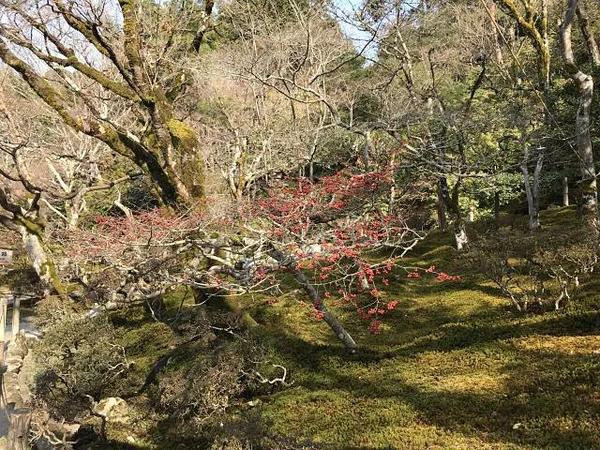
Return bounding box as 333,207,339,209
0,0,600,448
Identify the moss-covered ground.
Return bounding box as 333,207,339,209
241,208,599,450
82,208,600,449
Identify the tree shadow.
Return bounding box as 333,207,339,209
97,274,600,448
252,308,600,449
73,424,147,450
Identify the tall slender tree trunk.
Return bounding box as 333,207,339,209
361,131,372,171
453,218,468,251
563,176,570,206
576,3,600,66
434,136,449,232
575,77,598,219
521,152,544,231
541,0,550,91
437,178,448,231
468,205,475,222
494,190,501,225
389,152,397,214
489,2,504,66
444,180,468,251
560,0,598,222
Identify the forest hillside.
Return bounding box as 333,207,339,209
0,0,599,448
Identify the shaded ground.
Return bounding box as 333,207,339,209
32,207,600,449
253,284,600,449
244,208,600,449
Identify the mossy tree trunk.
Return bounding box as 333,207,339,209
0,0,205,208
495,0,550,89
576,2,600,67
223,133,250,202
0,190,67,300
18,224,66,299
439,177,468,251
437,177,448,231
521,151,543,231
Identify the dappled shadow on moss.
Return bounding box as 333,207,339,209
145,404,332,449
250,208,600,448
74,428,146,450
304,347,600,449
108,305,157,329
262,302,600,364
77,208,600,449
389,310,600,357
252,302,600,449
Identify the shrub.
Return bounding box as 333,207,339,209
151,334,268,426
468,227,598,312
30,316,129,421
